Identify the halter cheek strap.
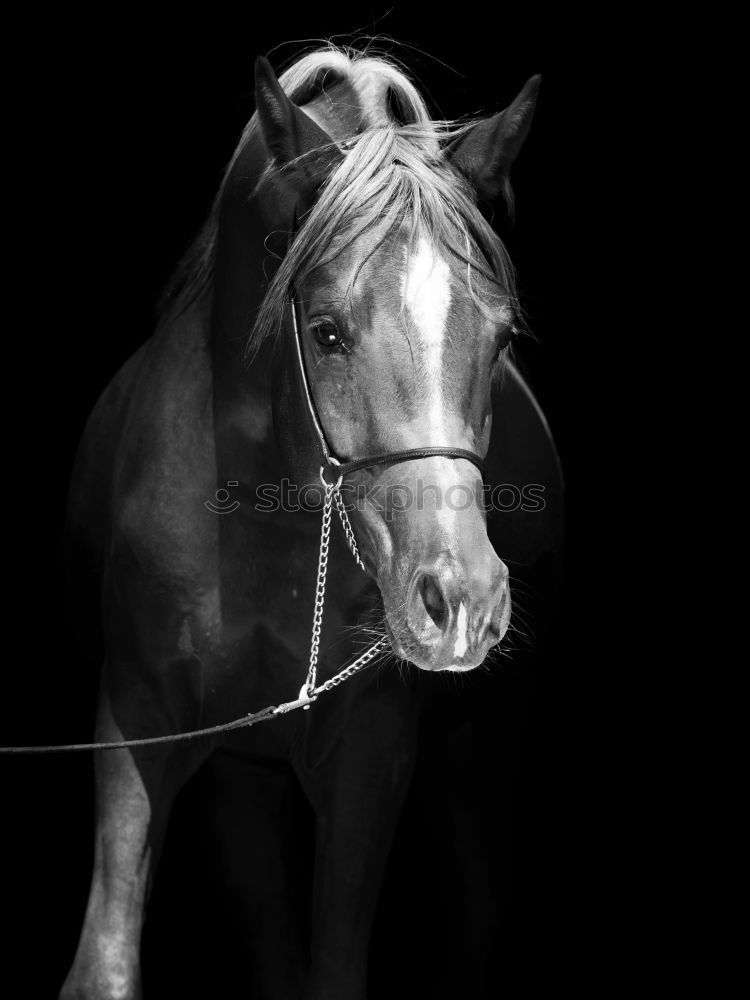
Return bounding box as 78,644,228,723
290,297,486,483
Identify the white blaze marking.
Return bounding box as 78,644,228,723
453,602,469,658
401,238,451,431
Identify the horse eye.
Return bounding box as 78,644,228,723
492,324,517,367
311,320,343,349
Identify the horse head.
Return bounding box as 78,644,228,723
234,57,540,673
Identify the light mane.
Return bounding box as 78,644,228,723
158,45,521,355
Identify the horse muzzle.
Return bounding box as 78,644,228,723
393,550,510,671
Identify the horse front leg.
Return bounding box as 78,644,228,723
196,749,310,1000
295,675,420,1000
60,669,208,1000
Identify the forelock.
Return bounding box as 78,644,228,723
248,120,518,358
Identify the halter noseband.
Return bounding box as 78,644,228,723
290,295,485,485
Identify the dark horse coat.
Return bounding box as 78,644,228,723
61,47,563,1000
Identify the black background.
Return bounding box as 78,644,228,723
0,7,652,997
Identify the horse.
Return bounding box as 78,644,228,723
60,46,563,999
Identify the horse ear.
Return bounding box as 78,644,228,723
447,75,541,202
254,57,343,199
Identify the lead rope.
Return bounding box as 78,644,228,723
0,477,385,754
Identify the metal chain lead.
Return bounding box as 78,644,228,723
304,475,374,697
313,636,388,694
333,488,366,570
305,481,335,696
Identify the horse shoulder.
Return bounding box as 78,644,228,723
111,313,217,563
69,307,217,586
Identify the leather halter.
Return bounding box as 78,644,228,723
289,295,485,485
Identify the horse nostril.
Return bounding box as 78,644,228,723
419,573,448,631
